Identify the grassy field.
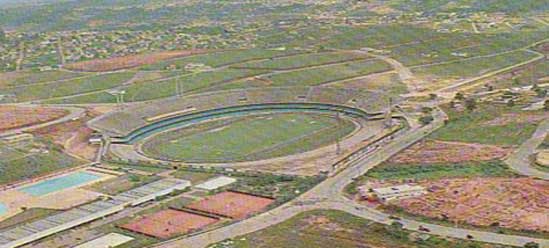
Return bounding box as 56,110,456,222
170,171,216,184
50,68,270,103
220,59,391,91
321,25,447,50
494,60,549,89
85,174,160,196
430,104,542,146
329,72,409,95
390,31,548,66
142,113,356,163
140,49,304,71
233,51,370,70
124,68,269,102
412,50,539,79
0,140,83,184
46,58,392,104
260,59,391,87
0,70,86,89
365,160,518,181
6,71,135,102
209,210,510,248
229,174,322,205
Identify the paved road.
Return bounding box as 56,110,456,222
153,108,549,248
436,49,545,94
350,50,420,94
505,118,549,180
0,105,86,137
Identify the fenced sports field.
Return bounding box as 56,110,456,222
186,191,275,219
120,209,219,239
141,112,356,163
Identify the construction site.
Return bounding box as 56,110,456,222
393,177,549,232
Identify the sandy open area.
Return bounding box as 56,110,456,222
388,140,512,164
394,177,549,232
0,169,114,222
0,106,68,132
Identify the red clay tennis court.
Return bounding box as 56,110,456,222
119,209,218,239
186,191,275,219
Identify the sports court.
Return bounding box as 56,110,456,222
119,209,219,239
186,191,275,219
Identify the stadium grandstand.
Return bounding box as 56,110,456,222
88,87,393,140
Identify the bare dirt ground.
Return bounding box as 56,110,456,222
119,209,219,239
63,49,210,72
0,106,68,132
32,110,99,160
186,191,274,219
394,177,549,232
388,140,512,164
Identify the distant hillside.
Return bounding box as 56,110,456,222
393,0,549,14
0,0,69,7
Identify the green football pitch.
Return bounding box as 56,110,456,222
141,113,357,163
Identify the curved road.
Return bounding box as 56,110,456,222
505,118,549,180
0,105,86,137
155,108,549,248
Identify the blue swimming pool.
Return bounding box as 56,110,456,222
0,203,7,215
19,172,101,196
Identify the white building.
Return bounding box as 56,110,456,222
372,184,426,202
195,176,236,191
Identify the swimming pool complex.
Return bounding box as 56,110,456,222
19,171,101,196
0,203,7,216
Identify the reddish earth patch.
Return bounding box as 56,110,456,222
482,113,548,126
186,191,274,219
539,43,549,52
393,178,549,232
119,209,218,239
63,49,211,72
388,140,511,164
32,110,98,160
0,106,68,132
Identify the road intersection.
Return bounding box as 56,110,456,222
155,108,549,248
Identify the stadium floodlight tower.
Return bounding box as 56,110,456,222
107,89,126,110
335,112,342,155
384,97,393,128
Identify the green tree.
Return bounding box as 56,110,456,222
535,88,547,98
421,106,433,114
419,115,434,125
524,242,539,248
464,98,476,111
0,28,5,42
455,92,465,100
